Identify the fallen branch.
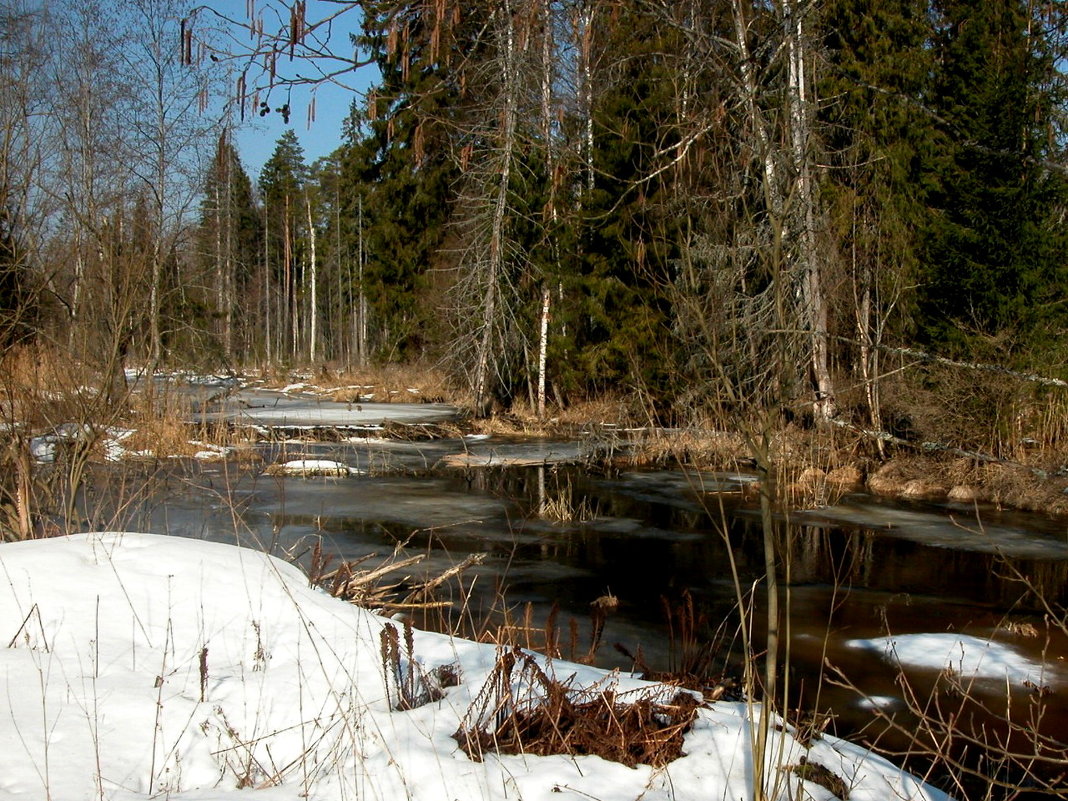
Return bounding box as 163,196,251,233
828,419,1052,478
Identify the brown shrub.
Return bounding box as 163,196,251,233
454,648,700,768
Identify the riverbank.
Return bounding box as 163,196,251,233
0,531,953,801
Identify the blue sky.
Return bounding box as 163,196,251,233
214,1,377,180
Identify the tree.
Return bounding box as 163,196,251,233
920,0,1068,364
336,0,464,365
195,130,260,362
819,0,934,434
260,130,308,362
122,0,219,366
0,1,48,348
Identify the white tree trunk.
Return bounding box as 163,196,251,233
537,286,550,419
784,0,834,420
306,192,317,364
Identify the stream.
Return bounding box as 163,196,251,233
100,426,1068,791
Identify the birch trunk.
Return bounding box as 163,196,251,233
264,196,272,365
579,3,595,194
537,286,550,419
306,192,317,364
357,193,367,368
223,146,234,361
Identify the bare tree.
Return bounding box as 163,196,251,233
122,0,219,366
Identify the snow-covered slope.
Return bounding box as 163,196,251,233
0,533,951,801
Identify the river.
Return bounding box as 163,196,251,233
99,429,1068,796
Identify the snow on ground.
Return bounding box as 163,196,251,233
29,425,144,463
847,633,1060,687
0,533,953,801
265,459,361,477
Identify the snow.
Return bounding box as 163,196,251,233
0,532,954,801
847,633,1060,687
29,425,139,463
267,459,360,476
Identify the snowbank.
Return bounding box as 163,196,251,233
0,533,952,801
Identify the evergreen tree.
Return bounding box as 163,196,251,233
921,0,1068,362
195,132,261,362
259,130,308,361
557,5,682,409
819,0,935,427
0,204,35,348
337,0,467,363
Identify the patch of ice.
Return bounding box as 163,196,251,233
847,632,1058,687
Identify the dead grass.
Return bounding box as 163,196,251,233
623,428,747,469
863,455,1068,514
260,363,457,405
0,343,102,428
454,647,700,768
122,389,254,461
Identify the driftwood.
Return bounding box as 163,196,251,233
320,550,486,613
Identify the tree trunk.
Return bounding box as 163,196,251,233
784,0,834,420
473,0,519,417
306,192,317,364
537,286,550,419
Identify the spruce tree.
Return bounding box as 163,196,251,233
259,130,308,362
194,133,260,362
337,1,466,363
921,0,1068,362
558,6,681,409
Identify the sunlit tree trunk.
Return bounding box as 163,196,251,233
306,191,317,364
785,0,834,421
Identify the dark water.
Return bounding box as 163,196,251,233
106,436,1068,795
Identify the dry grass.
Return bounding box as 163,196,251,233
538,482,595,523
454,647,700,768
122,389,254,462
863,455,1068,514
622,428,747,469
259,363,457,405
0,343,103,428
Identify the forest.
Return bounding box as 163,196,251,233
3,0,1068,452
